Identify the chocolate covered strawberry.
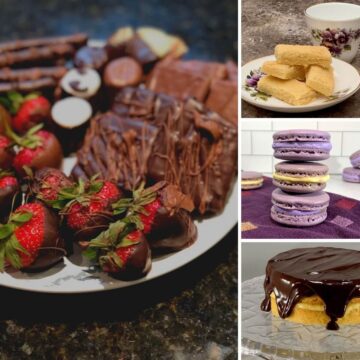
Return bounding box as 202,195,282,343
6,124,63,176
32,167,74,202
84,221,151,279
0,202,64,271
112,182,197,251
1,92,51,134
0,170,20,218
0,135,14,169
54,177,121,242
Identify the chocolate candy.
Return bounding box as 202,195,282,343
60,68,101,99
103,57,143,89
74,46,109,71
51,97,93,154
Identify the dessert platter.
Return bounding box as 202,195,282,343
241,44,360,113
0,27,238,293
242,247,360,359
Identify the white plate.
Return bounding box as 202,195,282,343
241,55,360,113
0,157,238,293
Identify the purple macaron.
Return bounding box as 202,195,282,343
273,129,332,161
350,150,360,168
271,188,330,227
242,171,264,190
343,167,360,183
273,161,329,193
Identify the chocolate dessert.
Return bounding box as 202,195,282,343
72,86,237,214
261,247,360,330
147,59,238,123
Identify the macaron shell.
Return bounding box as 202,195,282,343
273,150,330,161
350,151,360,168
273,130,331,161
242,182,263,190
241,171,263,181
271,188,330,210
271,205,327,227
343,167,360,183
273,129,331,142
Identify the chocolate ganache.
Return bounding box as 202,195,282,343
261,247,360,330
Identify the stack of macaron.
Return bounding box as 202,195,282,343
271,129,332,227
241,171,264,190
342,150,360,183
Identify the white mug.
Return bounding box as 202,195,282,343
305,2,360,63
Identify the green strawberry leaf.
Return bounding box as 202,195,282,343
24,92,40,101
88,181,103,194
83,246,98,261
0,225,13,240
0,97,11,111
6,91,24,114
11,211,33,224
25,123,43,136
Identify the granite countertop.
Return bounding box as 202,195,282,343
0,0,237,359
242,0,360,118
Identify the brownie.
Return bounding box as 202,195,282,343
72,87,237,215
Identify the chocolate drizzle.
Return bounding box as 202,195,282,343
261,247,360,330
72,87,237,214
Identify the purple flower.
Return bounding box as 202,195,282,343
246,69,264,88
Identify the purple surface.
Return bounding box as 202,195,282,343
242,177,360,239
272,142,332,151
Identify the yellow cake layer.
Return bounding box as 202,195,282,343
257,75,317,105
270,293,360,325
273,173,330,183
262,61,305,81
275,44,332,69
306,65,334,97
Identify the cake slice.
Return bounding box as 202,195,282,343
257,75,317,105
275,44,332,68
306,65,334,97
261,60,305,81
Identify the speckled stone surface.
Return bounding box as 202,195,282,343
0,1,237,359
242,0,360,118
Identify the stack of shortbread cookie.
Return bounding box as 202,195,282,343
258,45,334,105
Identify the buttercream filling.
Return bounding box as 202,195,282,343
343,173,360,181
241,179,263,186
272,141,332,151
273,172,330,183
273,205,321,216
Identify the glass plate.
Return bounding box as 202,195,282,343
242,276,360,360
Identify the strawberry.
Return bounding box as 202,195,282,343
112,182,197,251
7,124,63,176
0,170,20,218
32,167,74,202
84,221,151,279
0,202,63,271
55,178,121,242
11,95,51,134
0,135,14,169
